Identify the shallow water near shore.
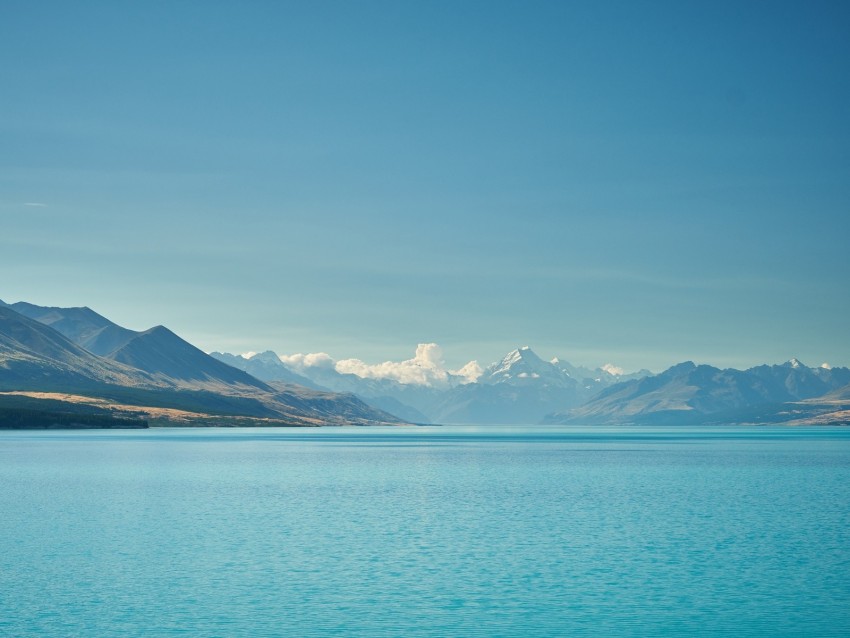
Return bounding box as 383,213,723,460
2,425,849,637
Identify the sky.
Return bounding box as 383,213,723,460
2,1,849,373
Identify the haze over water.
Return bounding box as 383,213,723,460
2,426,848,637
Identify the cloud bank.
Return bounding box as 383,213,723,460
280,343,481,387
279,351,337,371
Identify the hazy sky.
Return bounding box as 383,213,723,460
2,1,849,372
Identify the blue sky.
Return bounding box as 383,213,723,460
2,1,849,371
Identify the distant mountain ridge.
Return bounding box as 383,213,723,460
219,345,652,425
208,351,433,424
545,359,850,425
747,359,849,400
217,346,848,426
211,350,320,388
4,298,847,426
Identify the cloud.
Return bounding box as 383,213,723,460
453,360,483,383
280,343,480,387
337,343,452,386
601,363,625,376
279,351,336,370
24,202,48,207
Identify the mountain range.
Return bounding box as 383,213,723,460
0,300,402,427
212,345,850,426
3,298,849,427
545,359,850,425
211,345,652,425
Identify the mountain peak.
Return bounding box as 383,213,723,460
497,346,544,367
483,346,578,388
664,361,697,376
785,358,807,369
250,350,284,364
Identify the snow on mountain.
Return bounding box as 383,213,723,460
252,344,651,425
209,342,850,427
484,346,576,388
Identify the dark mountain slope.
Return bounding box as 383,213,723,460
546,362,783,424
7,301,272,391
546,359,850,425
9,301,137,356
0,306,155,390
747,360,850,400
823,382,850,401
1,305,403,425
266,382,405,425
108,326,272,390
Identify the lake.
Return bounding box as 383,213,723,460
1,425,849,637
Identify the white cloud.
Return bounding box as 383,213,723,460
601,363,625,376
279,351,336,371
337,343,451,386
279,343,480,388
24,202,48,207
453,360,483,383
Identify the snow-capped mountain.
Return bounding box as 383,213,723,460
483,346,652,391
483,346,575,387
215,345,648,425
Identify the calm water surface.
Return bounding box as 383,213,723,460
1,426,849,637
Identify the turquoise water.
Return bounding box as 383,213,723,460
1,426,849,637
